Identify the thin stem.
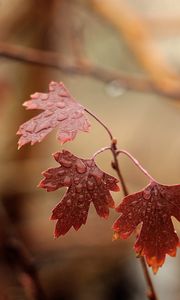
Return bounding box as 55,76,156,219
92,146,111,159
85,108,113,140
117,149,155,182
110,143,129,197
140,257,158,300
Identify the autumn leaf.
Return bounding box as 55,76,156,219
17,81,90,148
39,150,119,237
113,181,180,273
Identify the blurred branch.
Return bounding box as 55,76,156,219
1,41,180,99
146,17,180,36
69,7,89,67
91,0,180,97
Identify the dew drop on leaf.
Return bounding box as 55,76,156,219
87,180,94,191
59,158,72,168
76,183,83,193
74,176,80,184
75,159,87,174
63,176,71,186
58,169,65,176
66,199,71,206
56,101,66,109
56,113,67,122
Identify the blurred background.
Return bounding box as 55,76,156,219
0,0,180,299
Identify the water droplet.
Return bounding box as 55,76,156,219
75,159,87,174
58,169,65,176
131,201,137,205
82,210,86,215
105,80,126,97
66,199,71,206
44,110,54,117
76,183,83,193
87,180,94,191
59,158,72,168
128,212,132,219
63,176,71,186
78,203,84,209
72,109,83,119
56,101,66,109
78,194,84,202
90,168,103,184
74,177,80,184
57,113,67,121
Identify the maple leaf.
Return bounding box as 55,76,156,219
39,150,119,237
113,181,180,273
17,81,90,148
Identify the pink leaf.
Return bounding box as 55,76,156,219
113,181,180,273
39,150,120,237
17,82,90,148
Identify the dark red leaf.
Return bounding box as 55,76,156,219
17,81,90,148
113,181,180,273
39,150,119,237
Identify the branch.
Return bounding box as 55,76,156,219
0,41,180,99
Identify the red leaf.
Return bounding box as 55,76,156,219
17,82,90,148
39,150,119,237
113,181,180,273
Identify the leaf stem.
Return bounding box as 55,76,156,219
85,108,113,140
117,149,155,182
140,257,158,300
92,146,111,159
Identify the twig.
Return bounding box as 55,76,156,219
85,108,113,140
0,41,180,99
117,149,155,182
